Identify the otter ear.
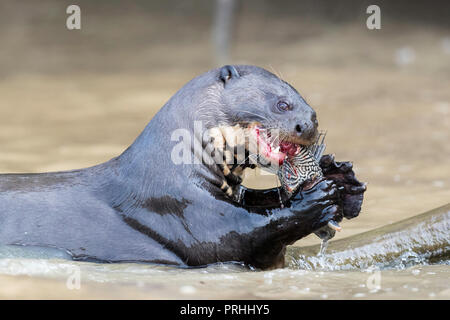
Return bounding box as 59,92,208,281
219,65,240,85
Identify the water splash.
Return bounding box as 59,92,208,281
318,239,329,257
287,204,450,271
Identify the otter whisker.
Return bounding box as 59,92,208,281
246,153,259,164
269,64,284,81
236,152,259,166
267,130,281,147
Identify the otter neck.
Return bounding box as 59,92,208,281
106,114,243,211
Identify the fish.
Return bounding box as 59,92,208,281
277,131,326,196
277,132,343,237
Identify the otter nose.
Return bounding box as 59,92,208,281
294,122,314,137
294,113,318,141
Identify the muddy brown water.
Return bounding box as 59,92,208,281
0,3,449,298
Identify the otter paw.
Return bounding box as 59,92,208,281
288,179,343,238
319,154,366,219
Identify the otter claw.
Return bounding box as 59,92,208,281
328,220,342,232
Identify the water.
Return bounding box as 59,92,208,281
318,240,329,257
288,204,450,271
0,7,449,298
0,205,448,299
0,258,448,299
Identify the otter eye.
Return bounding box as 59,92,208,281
277,101,291,112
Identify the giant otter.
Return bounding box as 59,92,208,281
0,65,365,269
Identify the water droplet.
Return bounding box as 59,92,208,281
318,239,329,256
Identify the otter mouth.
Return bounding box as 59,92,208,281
253,125,313,167
207,122,318,176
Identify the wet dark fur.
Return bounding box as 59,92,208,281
0,65,365,269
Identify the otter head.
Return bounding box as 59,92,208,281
204,65,319,197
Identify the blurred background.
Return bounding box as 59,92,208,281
0,0,448,245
